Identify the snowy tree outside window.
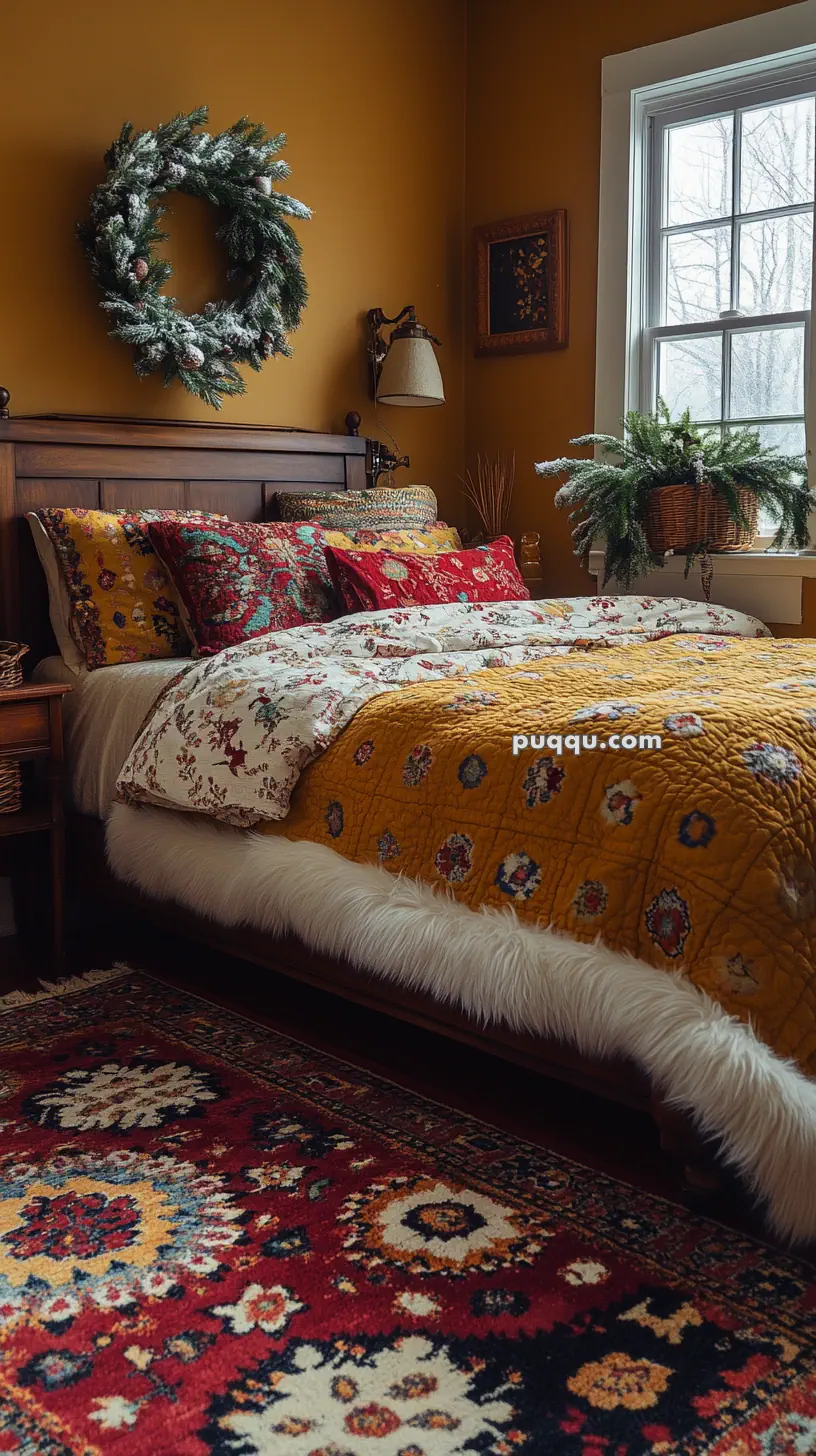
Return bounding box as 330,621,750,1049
645,87,815,537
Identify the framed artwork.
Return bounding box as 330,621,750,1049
474,209,569,357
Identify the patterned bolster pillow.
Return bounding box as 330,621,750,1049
325,536,530,613
147,518,339,656
275,485,438,532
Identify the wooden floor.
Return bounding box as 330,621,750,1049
0,922,798,1252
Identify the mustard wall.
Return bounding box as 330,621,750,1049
1,0,466,519
2,0,810,613
465,0,801,601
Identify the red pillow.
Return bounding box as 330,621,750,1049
325,535,529,612
147,518,338,656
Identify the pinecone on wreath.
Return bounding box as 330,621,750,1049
181,346,206,370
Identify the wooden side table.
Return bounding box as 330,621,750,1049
0,683,72,965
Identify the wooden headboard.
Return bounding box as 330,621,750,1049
0,409,369,666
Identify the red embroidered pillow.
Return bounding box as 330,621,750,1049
325,535,529,612
147,519,338,656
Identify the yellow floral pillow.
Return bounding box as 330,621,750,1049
38,508,226,669
323,525,462,553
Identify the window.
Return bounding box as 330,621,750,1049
638,70,816,537
595,16,816,606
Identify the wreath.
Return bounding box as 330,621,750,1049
78,106,310,409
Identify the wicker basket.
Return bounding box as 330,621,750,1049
646,484,757,555
0,642,29,815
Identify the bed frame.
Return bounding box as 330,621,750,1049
0,398,715,1194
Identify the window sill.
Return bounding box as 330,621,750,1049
587,548,816,623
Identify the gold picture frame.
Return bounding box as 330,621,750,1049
474,209,569,357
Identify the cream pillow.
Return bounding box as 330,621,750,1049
26,513,86,674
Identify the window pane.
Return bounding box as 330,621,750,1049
658,335,722,420
729,325,805,418
746,423,807,535
665,226,731,323
739,97,815,213
666,115,733,226
737,212,813,314
754,419,807,459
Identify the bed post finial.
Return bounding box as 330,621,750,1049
0,388,9,419
345,410,361,437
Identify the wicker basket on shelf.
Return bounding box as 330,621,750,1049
0,642,29,814
646,483,757,555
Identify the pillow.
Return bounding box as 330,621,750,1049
26,513,86,673
275,485,437,532
323,524,462,553
147,518,338,656
326,535,530,613
38,508,227,670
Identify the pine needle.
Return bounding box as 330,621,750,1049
535,400,812,589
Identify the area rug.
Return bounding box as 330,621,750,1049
0,970,813,1456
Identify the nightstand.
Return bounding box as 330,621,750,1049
0,683,72,965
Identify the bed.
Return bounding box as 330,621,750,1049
30,655,183,818
2,408,815,1244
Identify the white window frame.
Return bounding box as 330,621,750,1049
639,71,815,528
595,3,816,559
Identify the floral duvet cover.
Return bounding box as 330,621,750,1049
116,595,816,1071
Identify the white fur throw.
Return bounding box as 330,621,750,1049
107,801,816,1244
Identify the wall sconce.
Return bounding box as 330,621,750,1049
368,306,445,406
366,305,444,483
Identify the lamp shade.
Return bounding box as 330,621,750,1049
376,335,445,407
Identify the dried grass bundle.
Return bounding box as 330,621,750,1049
460,453,515,538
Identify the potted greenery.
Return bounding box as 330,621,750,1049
535,401,813,592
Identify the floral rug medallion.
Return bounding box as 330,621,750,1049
0,969,813,1454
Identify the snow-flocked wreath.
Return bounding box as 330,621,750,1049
78,106,310,408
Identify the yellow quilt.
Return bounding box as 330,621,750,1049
260,633,816,1074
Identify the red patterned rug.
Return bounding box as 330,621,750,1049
0,968,814,1455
